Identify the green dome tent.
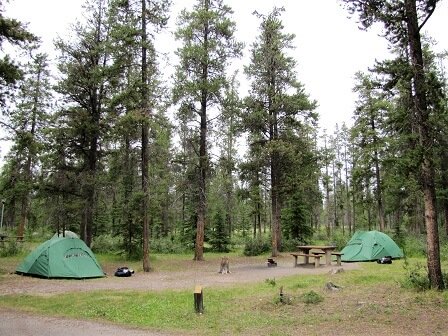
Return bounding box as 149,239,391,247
341,230,403,262
16,236,105,278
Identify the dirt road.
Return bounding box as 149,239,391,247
0,309,176,336
0,256,357,335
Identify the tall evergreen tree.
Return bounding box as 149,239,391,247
217,72,241,239
55,0,113,247
173,0,242,261
0,50,52,234
244,8,316,256
13,52,52,237
342,0,444,289
0,3,36,106
351,71,388,231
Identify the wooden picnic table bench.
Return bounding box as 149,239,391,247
0,235,24,243
297,245,339,266
313,251,344,266
290,252,322,268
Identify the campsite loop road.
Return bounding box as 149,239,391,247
1,256,359,335
0,259,359,296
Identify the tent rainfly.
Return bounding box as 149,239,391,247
341,230,404,262
16,236,105,279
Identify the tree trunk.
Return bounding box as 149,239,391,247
405,0,443,290
371,116,386,231
194,105,207,260
141,0,150,272
271,154,281,256
18,58,42,238
441,151,448,236
124,135,134,257
193,0,210,261
82,180,95,247
324,136,331,237
270,106,281,255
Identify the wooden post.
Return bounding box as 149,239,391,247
194,285,204,314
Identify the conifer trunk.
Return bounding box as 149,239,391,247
18,62,40,238
371,116,385,231
404,0,443,290
193,0,210,261
141,0,151,271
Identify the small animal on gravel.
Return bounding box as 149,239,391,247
218,257,230,274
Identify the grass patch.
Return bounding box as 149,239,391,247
2,257,448,335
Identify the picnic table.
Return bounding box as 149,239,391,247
0,234,24,244
295,245,340,267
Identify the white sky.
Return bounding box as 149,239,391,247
2,0,448,162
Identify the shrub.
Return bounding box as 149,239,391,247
301,290,323,304
91,234,122,254
281,238,305,252
401,235,426,258
0,241,23,257
400,261,430,291
330,231,349,251
209,212,231,253
439,238,448,261
243,237,270,256
265,278,276,287
151,236,192,254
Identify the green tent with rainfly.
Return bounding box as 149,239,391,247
341,230,404,262
16,236,105,279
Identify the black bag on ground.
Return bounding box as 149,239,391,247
377,256,392,264
114,266,134,277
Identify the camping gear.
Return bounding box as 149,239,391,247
114,266,134,277
16,236,105,278
52,230,79,239
341,230,403,262
267,258,277,267
377,256,393,264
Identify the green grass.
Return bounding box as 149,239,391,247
0,284,293,334
2,256,448,335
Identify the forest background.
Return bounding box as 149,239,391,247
1,0,448,288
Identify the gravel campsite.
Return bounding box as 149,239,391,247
2,254,448,335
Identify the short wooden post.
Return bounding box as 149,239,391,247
314,255,320,268
194,285,204,314
336,254,342,266
292,254,298,267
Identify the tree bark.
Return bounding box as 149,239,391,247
371,116,386,231
18,56,43,238
404,0,443,290
141,0,150,272
441,151,448,236
194,0,210,261
271,153,281,256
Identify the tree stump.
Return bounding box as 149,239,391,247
194,285,204,314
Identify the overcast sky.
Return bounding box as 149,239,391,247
2,0,448,161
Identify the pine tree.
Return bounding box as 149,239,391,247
13,51,52,237
342,0,444,289
173,0,242,261
0,3,36,105
351,71,389,231
107,0,171,270
55,0,114,247
244,8,317,256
